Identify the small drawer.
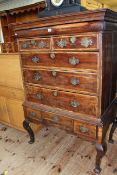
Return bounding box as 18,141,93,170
74,121,97,139
25,86,98,117
21,52,98,72
18,38,50,51
42,111,73,131
53,34,98,50
23,69,98,94
24,107,42,121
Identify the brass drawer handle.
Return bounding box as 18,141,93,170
28,112,36,118
70,78,80,86
33,73,41,81
53,90,59,97
31,40,36,46
80,126,89,133
53,116,59,122
38,41,46,48
69,57,80,65
70,37,76,44
80,38,93,47
52,71,57,77
50,53,56,59
32,56,39,63
36,93,43,100
21,42,29,49
57,39,67,48
70,101,80,108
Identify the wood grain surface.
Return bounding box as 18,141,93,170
0,123,116,175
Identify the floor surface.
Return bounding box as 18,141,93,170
0,123,117,175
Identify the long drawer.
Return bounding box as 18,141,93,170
42,111,73,131
21,52,98,72
25,85,98,117
23,69,98,94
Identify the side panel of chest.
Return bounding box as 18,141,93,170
101,32,117,113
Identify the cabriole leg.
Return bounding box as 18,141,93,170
23,119,35,144
109,118,117,144
94,142,107,174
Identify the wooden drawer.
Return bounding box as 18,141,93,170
24,107,42,121
18,38,50,51
21,52,98,72
42,111,73,131
25,86,98,117
23,69,97,94
52,34,98,50
74,121,97,139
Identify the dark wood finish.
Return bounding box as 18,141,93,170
94,98,117,173
23,69,98,94
23,119,35,144
11,9,117,37
9,2,45,17
108,98,117,143
13,9,117,173
101,33,117,114
0,14,16,43
21,52,98,72
52,34,98,50
23,100,100,125
1,42,18,53
42,111,74,132
25,85,98,117
74,121,97,139
24,106,42,121
95,142,107,174
109,118,117,144
18,34,98,51
19,38,51,51
11,21,104,38
0,1,45,53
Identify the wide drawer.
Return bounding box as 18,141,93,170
74,121,97,139
52,34,98,50
18,38,50,51
42,111,73,131
25,86,98,117
23,69,98,94
23,107,42,121
21,52,98,72
18,34,98,51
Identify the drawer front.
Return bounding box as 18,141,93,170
24,107,42,121
53,34,98,50
25,86,98,117
41,111,73,131
21,52,98,72
74,121,97,139
23,69,97,94
18,38,50,51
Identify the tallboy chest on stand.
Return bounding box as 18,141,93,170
12,8,117,173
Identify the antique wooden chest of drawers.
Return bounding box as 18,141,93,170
12,9,117,173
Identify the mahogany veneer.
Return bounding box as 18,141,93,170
12,9,117,173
